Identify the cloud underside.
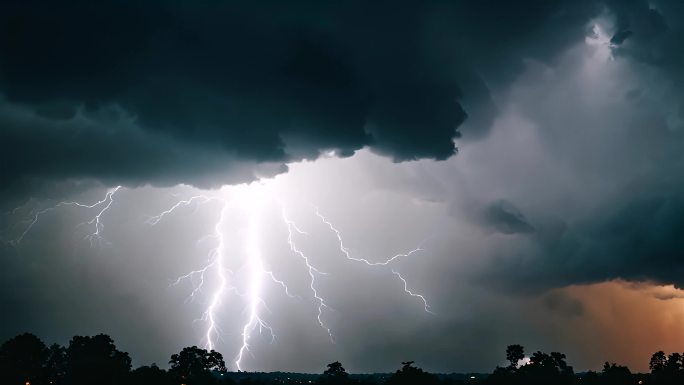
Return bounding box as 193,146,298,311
1,0,652,197
0,0,682,285
2,1,679,199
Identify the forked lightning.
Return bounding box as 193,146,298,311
12,183,433,371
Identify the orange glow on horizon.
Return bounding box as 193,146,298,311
537,280,684,372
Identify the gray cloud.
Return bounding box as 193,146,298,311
466,16,684,292
488,191,684,291
609,0,684,69
2,0,684,375
481,200,535,235
0,98,287,207
0,0,611,202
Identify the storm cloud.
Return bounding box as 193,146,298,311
481,200,535,235
2,0,684,375
0,0,614,201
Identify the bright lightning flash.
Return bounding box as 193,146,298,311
13,182,434,371
282,210,334,341
235,188,274,369
392,269,434,314
314,207,433,314
149,185,295,370
13,186,122,246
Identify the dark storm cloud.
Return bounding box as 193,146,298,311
481,200,535,235
459,0,684,295
609,0,684,70
0,99,287,207
0,0,611,200
484,184,684,293
607,0,684,119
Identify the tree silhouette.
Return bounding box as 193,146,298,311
666,352,682,372
487,365,517,385
582,370,601,385
129,364,169,385
520,350,574,384
506,344,525,369
169,345,226,384
0,333,48,385
488,346,574,385
44,343,68,385
650,351,684,385
386,361,438,385
318,361,350,385
601,362,632,385
7,332,684,385
65,334,131,385
651,351,668,373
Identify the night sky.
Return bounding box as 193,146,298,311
1,0,684,374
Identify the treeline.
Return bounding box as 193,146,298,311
486,344,684,385
1,333,683,385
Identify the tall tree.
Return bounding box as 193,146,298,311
650,351,668,373
666,353,683,372
601,362,632,385
129,364,169,385
0,333,48,385
66,334,131,385
518,351,574,385
506,345,525,370
169,346,226,384
386,361,438,385
318,361,350,385
44,343,68,385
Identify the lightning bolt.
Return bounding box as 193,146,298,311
16,183,435,371
13,186,122,245
314,207,423,266
314,207,433,314
392,269,434,314
80,186,122,246
145,195,218,225
148,188,301,370
235,196,274,370
150,195,229,308
282,210,334,341
203,202,232,353
171,262,218,303
146,193,232,349
264,270,300,299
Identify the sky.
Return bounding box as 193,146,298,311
1,0,684,374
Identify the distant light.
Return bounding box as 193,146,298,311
639,381,643,384
470,376,476,379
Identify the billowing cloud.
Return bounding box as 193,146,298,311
474,26,684,291
1,0,684,375
481,200,535,235
0,0,611,202
489,192,684,291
